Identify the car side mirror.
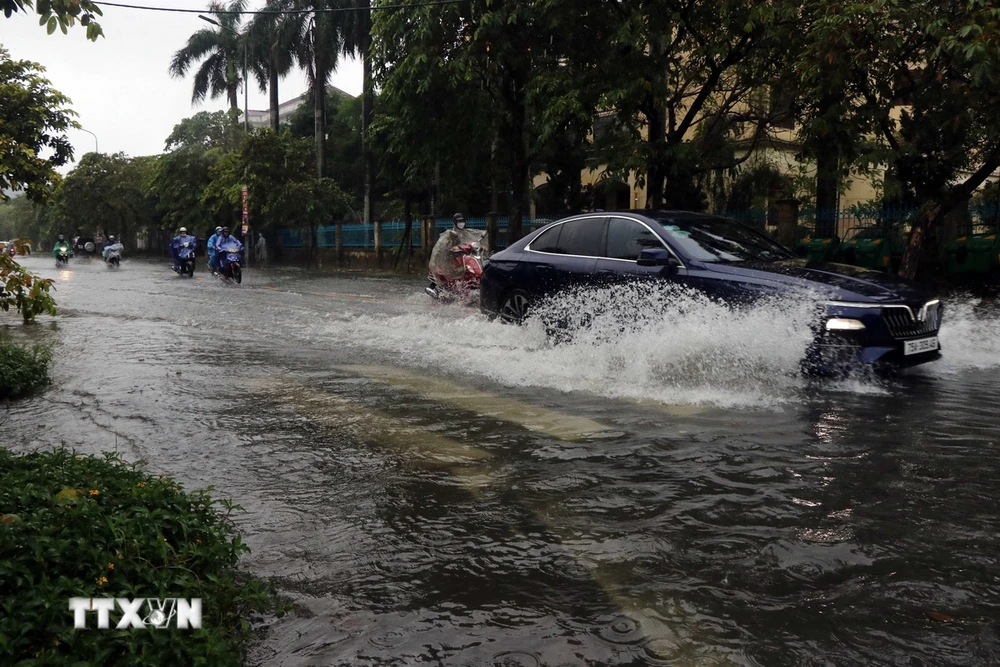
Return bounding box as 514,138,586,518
636,248,680,270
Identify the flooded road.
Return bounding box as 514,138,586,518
4,254,1000,666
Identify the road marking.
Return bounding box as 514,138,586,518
251,374,692,662
340,365,613,441
255,379,494,495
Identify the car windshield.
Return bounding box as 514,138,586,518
651,214,794,263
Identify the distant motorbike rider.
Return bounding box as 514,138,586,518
52,235,72,258
215,227,244,273
170,227,197,271
102,235,121,260
429,213,482,282
206,226,223,274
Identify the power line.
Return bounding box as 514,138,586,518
93,0,467,14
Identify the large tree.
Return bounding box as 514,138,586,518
374,0,607,240
593,0,798,210
264,0,349,180
55,153,157,245
247,5,299,132
203,129,353,259
0,46,77,203
796,0,1000,279
169,0,247,112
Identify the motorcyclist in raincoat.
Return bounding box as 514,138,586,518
215,227,244,275
170,228,198,271
206,226,223,274
52,235,72,259
429,213,486,284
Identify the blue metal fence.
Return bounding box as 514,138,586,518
280,208,1000,252
277,216,558,251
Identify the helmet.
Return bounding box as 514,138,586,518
108,235,115,241
57,234,64,241
178,227,187,234
453,213,465,223
221,227,230,234
215,227,223,234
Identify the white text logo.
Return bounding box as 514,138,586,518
69,598,202,630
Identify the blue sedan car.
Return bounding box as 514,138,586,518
480,211,942,372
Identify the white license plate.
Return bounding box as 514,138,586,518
904,337,938,355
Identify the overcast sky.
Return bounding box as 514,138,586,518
1,2,363,170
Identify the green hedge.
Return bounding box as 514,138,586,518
0,339,51,400
0,449,277,666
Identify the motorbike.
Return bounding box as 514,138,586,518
103,242,123,269
54,248,71,268
217,244,243,284
426,230,487,302
172,241,196,278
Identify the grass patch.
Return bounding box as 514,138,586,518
0,338,51,400
0,448,278,665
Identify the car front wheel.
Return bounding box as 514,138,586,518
500,290,531,325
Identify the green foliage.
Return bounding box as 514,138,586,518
0,338,50,399
0,46,78,203
0,448,277,665
0,251,57,323
287,90,365,202
204,129,354,231
164,111,241,152
0,0,103,40
54,153,158,243
150,148,226,233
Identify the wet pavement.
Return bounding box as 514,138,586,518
3,253,1000,666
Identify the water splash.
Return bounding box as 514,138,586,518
332,283,828,409
934,297,1000,373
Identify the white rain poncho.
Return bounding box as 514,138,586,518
429,227,487,280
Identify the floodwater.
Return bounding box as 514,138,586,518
4,253,1000,666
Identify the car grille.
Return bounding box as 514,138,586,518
882,302,940,339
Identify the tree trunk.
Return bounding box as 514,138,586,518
312,22,327,181
647,103,667,209
501,65,530,242
269,47,280,132
645,37,667,209
490,126,499,212
361,0,374,226
897,146,1000,279
314,78,325,180
898,206,938,280
815,140,839,238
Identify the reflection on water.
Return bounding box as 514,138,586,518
4,256,1000,666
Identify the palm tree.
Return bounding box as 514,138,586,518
248,4,298,132
265,0,347,179
169,0,247,112
338,0,373,224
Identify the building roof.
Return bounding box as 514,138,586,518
247,85,356,128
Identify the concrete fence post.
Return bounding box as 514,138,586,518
335,221,343,262
423,216,435,261
374,219,383,267
776,199,800,248
486,212,498,253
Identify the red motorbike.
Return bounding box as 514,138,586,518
426,237,487,302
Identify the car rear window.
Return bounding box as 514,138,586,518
531,225,563,253
554,218,605,256
605,217,664,260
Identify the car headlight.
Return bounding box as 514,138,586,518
826,318,866,331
